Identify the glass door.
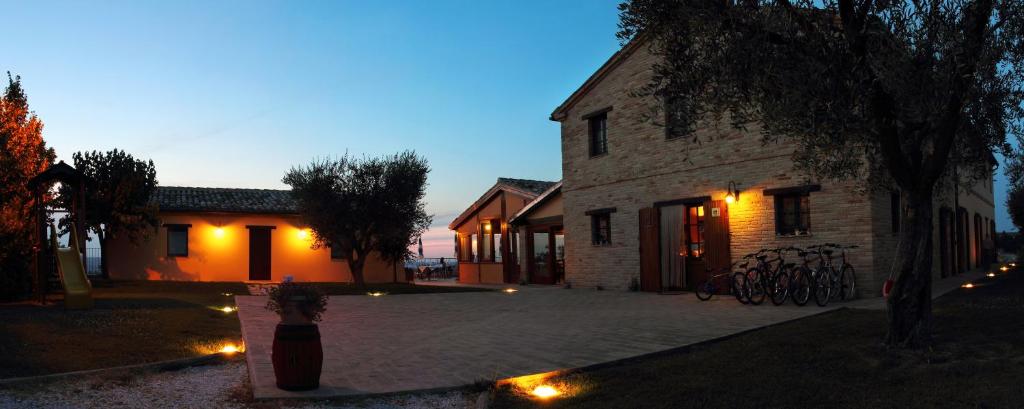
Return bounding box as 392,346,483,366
531,231,551,284
554,228,565,284
684,205,706,289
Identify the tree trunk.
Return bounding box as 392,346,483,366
347,252,367,290
885,191,935,348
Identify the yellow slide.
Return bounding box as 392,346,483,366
50,224,94,310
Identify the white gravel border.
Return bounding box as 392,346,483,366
0,362,477,409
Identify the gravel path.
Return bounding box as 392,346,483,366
0,362,476,409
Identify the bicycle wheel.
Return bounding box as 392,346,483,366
770,271,790,306
813,270,832,307
746,268,766,305
731,272,749,304
696,280,714,301
839,265,856,301
791,267,812,306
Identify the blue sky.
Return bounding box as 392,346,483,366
1,1,1015,256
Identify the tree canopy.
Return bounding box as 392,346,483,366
283,151,431,287
0,73,56,300
63,149,159,277
618,0,1023,347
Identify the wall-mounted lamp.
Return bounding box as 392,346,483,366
725,181,741,204
296,228,309,240
214,227,226,238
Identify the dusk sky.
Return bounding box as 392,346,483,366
2,0,1015,257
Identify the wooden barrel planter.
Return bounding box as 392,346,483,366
272,324,323,391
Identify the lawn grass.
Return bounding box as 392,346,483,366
310,282,492,295
0,280,486,379
491,267,1024,409
0,280,249,379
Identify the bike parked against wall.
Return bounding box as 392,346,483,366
699,244,858,307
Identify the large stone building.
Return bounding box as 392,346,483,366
546,39,997,295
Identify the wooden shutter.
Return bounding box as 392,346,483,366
702,199,731,290
638,207,661,292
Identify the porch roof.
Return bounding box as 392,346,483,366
448,177,557,230
508,181,562,226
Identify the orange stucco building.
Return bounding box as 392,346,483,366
106,187,401,283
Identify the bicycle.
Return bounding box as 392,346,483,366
789,247,817,306
695,261,748,303
822,243,858,301
743,247,797,306
807,244,835,306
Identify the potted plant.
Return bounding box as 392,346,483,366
265,282,327,391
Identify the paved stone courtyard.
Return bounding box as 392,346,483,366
237,286,847,399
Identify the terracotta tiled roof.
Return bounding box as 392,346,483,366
496,177,558,196
154,186,297,214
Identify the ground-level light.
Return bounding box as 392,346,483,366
987,272,996,277
532,385,560,399
219,343,243,354
962,282,975,289
367,292,386,297
1000,266,1009,272
220,306,236,313
503,288,518,294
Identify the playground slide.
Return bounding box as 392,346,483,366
49,225,94,310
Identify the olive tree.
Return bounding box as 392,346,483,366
618,0,1024,347
283,152,431,288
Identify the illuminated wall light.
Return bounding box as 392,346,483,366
725,181,741,204
297,229,310,240
214,227,225,238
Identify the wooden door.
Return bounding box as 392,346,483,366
248,227,272,281
639,207,660,292
702,199,731,292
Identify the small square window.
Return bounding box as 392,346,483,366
774,193,810,236
591,213,611,245
588,113,608,157
167,225,189,257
